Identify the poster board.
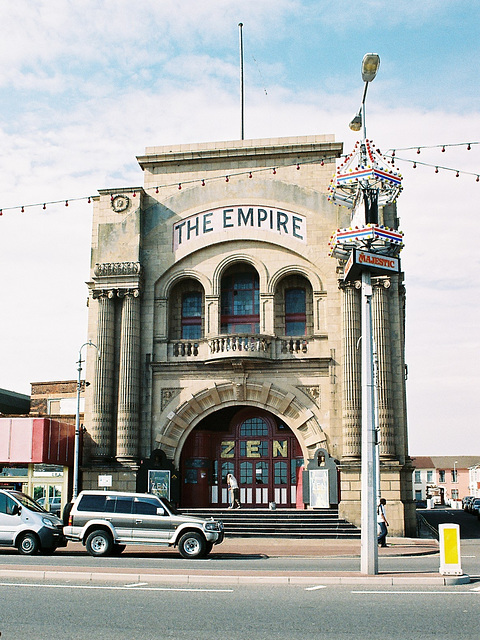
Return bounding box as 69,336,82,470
148,470,171,500
309,469,329,508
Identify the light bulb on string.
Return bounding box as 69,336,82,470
201,179,205,186
467,144,471,150
435,167,438,174
43,203,46,209
225,175,229,182
156,186,159,194
178,183,182,190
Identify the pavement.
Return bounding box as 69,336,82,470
0,537,471,586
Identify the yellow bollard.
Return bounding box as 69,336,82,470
439,523,462,576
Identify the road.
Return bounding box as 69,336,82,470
0,579,479,640
0,507,478,639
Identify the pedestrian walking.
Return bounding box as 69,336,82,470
377,497,389,547
226,473,241,509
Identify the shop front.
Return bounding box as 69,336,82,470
0,417,74,515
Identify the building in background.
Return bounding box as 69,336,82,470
81,134,415,536
411,456,480,504
0,381,84,514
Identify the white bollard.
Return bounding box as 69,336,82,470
439,523,462,576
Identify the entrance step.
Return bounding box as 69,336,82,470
178,508,361,539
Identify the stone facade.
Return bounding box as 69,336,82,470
82,135,415,536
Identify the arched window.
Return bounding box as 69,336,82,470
181,292,202,339
285,288,306,336
221,266,259,334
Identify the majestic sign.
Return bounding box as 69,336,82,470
344,248,400,281
173,205,307,250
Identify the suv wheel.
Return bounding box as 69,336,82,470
86,530,113,557
178,531,206,559
18,533,39,555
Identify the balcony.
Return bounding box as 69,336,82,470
157,333,330,363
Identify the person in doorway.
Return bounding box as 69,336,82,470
226,473,241,509
377,497,389,547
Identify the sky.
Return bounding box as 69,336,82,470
0,1,479,456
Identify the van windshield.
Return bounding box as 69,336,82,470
13,492,48,513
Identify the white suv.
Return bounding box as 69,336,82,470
64,490,224,558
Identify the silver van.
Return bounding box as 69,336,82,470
64,490,224,558
0,489,67,555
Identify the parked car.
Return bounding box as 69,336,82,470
462,496,473,510
63,490,224,559
470,498,480,516
36,496,62,517
0,489,67,555
463,496,475,512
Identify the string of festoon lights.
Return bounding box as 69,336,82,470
1,141,479,216
0,158,331,216
385,141,480,181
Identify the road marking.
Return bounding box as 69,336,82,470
461,555,476,558
0,582,233,593
124,582,149,587
353,590,479,595
305,585,327,591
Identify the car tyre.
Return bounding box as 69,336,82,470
18,532,39,555
178,531,207,559
85,529,113,557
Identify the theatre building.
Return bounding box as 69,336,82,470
82,134,415,536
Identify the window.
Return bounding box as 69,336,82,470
181,292,202,339
134,497,161,515
414,470,421,483
240,417,268,436
415,490,422,501
285,288,306,336
426,470,434,483
439,470,445,483
451,469,458,483
0,493,17,515
274,461,288,485
221,267,259,334
451,489,459,500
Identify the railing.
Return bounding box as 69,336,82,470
165,334,324,361
208,335,270,354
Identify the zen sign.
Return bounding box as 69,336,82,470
344,248,400,281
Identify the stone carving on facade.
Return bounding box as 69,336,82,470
94,262,142,277
161,388,181,411
297,385,321,407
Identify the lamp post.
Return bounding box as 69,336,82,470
73,340,99,500
328,52,403,575
353,53,381,576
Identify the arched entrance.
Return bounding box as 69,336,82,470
180,406,303,508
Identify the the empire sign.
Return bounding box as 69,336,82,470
344,248,400,281
173,205,307,250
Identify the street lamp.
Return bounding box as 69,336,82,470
73,340,100,500
349,53,380,140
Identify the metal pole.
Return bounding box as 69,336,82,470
373,340,381,505
72,340,99,501
360,270,378,575
238,22,245,140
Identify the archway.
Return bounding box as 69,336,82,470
180,406,303,508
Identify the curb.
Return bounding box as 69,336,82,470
0,568,469,586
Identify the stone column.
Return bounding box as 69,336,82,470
116,289,141,461
372,278,395,458
91,290,116,459
341,281,362,458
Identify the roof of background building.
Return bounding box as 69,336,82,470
412,456,480,469
0,388,30,415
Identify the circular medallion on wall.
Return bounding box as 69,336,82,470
111,195,130,213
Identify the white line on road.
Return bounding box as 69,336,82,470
124,582,149,587
353,590,479,595
304,585,327,591
0,582,233,593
